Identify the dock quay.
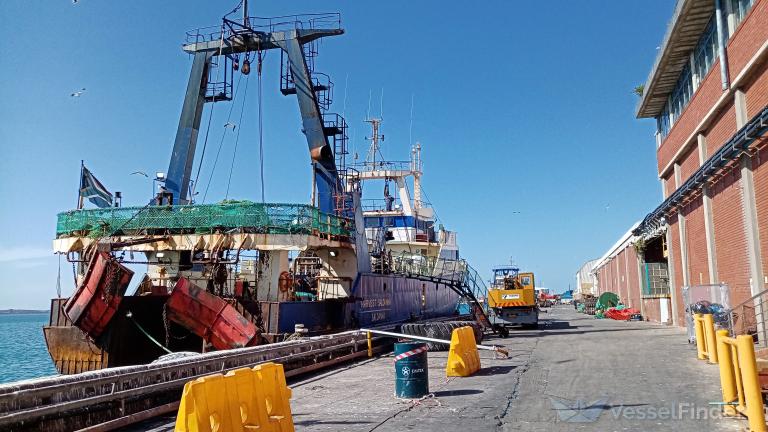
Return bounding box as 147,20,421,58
0,332,387,432
111,306,731,432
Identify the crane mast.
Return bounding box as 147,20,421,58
163,7,346,215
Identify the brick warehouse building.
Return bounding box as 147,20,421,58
589,0,768,326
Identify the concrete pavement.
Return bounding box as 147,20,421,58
290,305,745,432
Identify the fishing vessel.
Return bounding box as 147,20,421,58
43,4,485,374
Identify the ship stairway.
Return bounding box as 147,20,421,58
390,254,493,331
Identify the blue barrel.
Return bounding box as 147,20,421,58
394,342,429,399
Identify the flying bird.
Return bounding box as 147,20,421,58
130,171,149,178
70,88,86,97
224,122,237,130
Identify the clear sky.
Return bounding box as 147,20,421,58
0,1,675,308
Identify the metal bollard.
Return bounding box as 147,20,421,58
367,331,373,358
715,330,738,416
736,335,767,432
694,313,707,360
704,314,718,364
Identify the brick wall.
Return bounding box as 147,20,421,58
593,245,644,313
682,196,710,286
752,143,768,280
711,166,752,307
664,174,675,197
626,246,641,310
705,105,737,156
745,63,768,118
667,213,687,326
726,0,768,79
616,251,625,302
642,298,662,323
680,146,700,180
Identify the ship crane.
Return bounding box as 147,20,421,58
164,1,346,215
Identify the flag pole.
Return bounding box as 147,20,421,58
77,160,84,210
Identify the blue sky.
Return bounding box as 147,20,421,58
0,1,674,308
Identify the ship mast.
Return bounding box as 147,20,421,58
411,142,422,210
364,118,384,168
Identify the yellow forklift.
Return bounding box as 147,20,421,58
487,266,538,336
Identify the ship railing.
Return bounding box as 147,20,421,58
349,160,413,173
186,13,342,44
361,198,402,213
56,202,353,239
390,253,466,285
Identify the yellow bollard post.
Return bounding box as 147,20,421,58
704,314,718,364
715,330,738,416
693,314,707,360
732,343,747,412
736,335,767,432
367,331,373,358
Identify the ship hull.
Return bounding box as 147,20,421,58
44,274,461,374
351,273,461,327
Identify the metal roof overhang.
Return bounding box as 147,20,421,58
636,0,715,119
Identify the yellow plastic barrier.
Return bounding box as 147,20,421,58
446,326,481,377
175,362,294,432
693,313,718,363
254,363,294,431
715,331,767,432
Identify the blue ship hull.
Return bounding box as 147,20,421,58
264,274,461,335
349,273,462,327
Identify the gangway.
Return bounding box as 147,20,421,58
390,254,493,331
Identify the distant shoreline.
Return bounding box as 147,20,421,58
0,309,48,315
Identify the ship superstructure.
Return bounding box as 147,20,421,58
352,118,460,271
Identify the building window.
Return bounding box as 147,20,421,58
657,104,672,139
642,263,670,297
655,17,719,141
730,0,755,29
693,19,718,83
669,64,693,123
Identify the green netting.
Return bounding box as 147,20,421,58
56,202,353,238
596,292,619,310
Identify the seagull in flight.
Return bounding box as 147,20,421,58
130,171,149,178
70,88,86,97
224,122,237,131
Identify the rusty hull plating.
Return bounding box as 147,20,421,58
167,278,261,350
63,251,134,339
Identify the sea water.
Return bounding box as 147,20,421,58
0,313,57,384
